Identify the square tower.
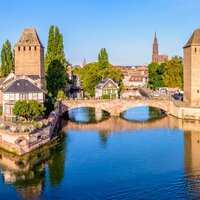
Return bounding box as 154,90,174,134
14,28,45,89
184,29,200,107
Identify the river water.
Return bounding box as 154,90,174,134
0,107,200,199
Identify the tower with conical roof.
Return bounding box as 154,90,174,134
14,28,45,88
184,29,200,107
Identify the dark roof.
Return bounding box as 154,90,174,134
184,29,200,48
4,79,44,93
27,75,40,80
15,28,43,47
95,78,118,89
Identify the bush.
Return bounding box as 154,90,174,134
102,94,110,99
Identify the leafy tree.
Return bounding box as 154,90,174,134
147,62,165,90
1,40,14,77
13,100,45,121
46,60,67,97
57,90,66,100
45,25,67,72
44,94,55,116
98,48,109,70
162,56,183,89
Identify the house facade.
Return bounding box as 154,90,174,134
95,78,119,99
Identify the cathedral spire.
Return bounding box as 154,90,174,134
154,32,158,44
153,32,159,56
82,57,87,67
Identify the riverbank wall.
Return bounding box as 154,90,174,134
0,101,64,155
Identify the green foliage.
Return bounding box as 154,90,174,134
46,60,67,97
102,94,110,99
98,48,109,70
13,100,45,121
45,25,67,72
1,40,14,77
44,94,55,116
147,62,165,90
57,90,66,100
162,56,183,89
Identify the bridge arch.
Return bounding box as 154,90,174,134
62,99,169,117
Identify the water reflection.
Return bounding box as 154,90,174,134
121,106,166,122
1,107,200,199
0,133,66,200
69,107,110,123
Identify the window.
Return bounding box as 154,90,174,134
29,46,31,51
195,48,197,53
19,93,27,100
9,94,15,100
32,93,38,100
197,90,199,93
23,46,26,51
18,47,20,51
34,46,37,50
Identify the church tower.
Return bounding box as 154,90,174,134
82,57,87,67
184,29,200,107
152,32,159,62
14,28,45,88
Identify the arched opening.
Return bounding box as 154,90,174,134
68,107,110,123
120,106,166,122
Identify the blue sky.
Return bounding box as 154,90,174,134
0,0,200,66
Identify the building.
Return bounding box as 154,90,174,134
184,28,200,107
14,28,45,89
152,32,168,64
95,78,119,99
1,28,46,119
115,65,148,88
2,74,45,118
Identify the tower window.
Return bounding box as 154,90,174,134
18,47,20,51
34,46,37,50
195,48,197,53
197,90,199,93
29,46,31,51
23,46,25,51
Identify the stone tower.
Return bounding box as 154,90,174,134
14,28,45,88
184,29,200,107
152,32,159,62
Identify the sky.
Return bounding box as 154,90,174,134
0,0,200,66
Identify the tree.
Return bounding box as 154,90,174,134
45,25,67,72
98,48,109,70
57,90,66,100
1,40,14,77
147,62,165,90
13,100,45,121
46,60,67,97
162,56,183,89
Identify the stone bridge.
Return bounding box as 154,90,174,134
62,99,170,116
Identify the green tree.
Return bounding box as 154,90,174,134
57,90,66,100
147,62,165,90
1,40,14,77
45,25,67,72
162,56,183,89
98,48,109,70
13,100,45,121
46,60,67,97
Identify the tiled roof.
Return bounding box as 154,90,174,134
15,28,43,47
4,79,44,93
95,78,118,89
184,29,200,48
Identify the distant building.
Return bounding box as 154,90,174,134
152,32,168,64
184,28,200,107
82,57,87,67
115,65,148,88
95,78,119,99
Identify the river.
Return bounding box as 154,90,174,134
0,106,200,199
